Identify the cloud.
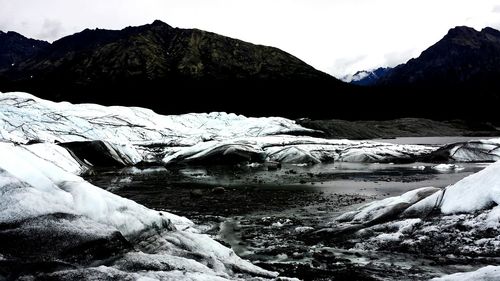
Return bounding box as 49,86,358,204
493,5,500,13
329,55,367,78
37,19,63,41
0,19,8,32
384,49,419,67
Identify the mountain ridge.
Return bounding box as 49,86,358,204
0,20,348,118
1,23,500,122
0,31,49,70
355,25,500,122
378,25,500,89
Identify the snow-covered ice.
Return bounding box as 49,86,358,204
432,164,464,172
335,160,500,228
0,141,276,279
335,187,439,225
408,160,500,217
327,160,500,278
431,265,500,281
163,135,435,165
430,138,500,162
0,91,316,145
2,91,499,165
0,91,440,165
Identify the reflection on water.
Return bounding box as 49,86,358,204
86,160,490,280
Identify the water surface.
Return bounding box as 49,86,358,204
85,145,492,280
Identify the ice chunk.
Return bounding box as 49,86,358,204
432,164,464,172
413,161,500,216
335,187,440,225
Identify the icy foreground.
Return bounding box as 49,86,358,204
0,142,277,280
327,160,500,279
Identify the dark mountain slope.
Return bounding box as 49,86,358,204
379,26,500,89
297,118,499,139
370,26,500,122
0,20,354,118
0,31,49,70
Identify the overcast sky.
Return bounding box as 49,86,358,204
1,0,499,77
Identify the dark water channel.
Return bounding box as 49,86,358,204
86,161,488,280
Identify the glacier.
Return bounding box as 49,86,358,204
0,91,439,166
2,91,499,165
0,142,277,280
2,91,500,280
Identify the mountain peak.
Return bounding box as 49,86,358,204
482,27,500,37
151,19,170,27
1,31,24,38
342,67,392,86
445,26,478,38
379,25,500,89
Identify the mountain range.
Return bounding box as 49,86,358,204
0,21,499,122
0,20,353,118
341,26,500,122
345,26,500,90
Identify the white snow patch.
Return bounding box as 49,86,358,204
0,142,182,234
295,226,314,233
432,164,464,172
409,161,500,219
431,265,500,281
335,187,439,224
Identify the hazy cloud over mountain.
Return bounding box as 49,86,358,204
1,0,499,77
37,19,64,40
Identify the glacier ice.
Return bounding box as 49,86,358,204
2,91,499,165
0,91,439,165
0,142,277,279
327,160,500,263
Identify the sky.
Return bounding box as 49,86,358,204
1,0,499,78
